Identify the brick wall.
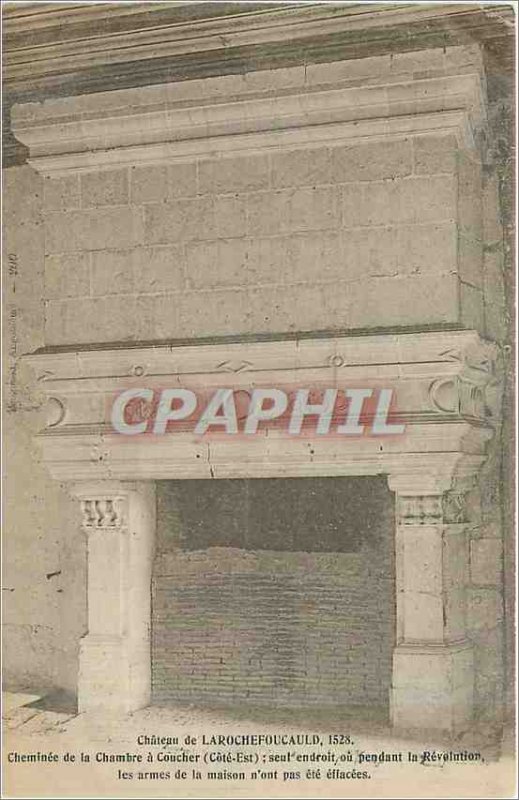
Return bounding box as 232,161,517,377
152,478,395,714
42,132,486,345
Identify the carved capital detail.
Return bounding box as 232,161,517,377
396,489,469,526
80,497,127,529
397,495,443,525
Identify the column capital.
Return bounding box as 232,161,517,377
387,467,477,527
68,482,133,531
68,481,154,531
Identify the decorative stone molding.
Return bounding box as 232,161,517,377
4,3,513,98
27,329,501,387
2,4,503,88
428,343,504,421
11,45,486,175
25,330,500,485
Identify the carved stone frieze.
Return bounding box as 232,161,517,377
24,330,501,482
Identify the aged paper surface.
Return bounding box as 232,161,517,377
2,1,517,798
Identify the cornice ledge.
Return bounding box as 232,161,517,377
3,4,512,89
24,329,494,383
11,50,487,176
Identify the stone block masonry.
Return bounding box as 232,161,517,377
41,133,485,345
2,166,86,696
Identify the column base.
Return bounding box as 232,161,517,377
391,640,474,733
78,634,150,714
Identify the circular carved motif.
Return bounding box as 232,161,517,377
428,378,459,414
46,397,66,427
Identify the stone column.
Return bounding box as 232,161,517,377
71,481,155,713
388,473,474,734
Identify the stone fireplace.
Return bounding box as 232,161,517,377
12,40,506,734
24,329,502,732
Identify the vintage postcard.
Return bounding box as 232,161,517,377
2,1,517,798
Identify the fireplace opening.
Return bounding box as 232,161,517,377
152,477,395,719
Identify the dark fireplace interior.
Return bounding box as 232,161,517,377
152,476,395,718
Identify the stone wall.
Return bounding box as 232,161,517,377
2,165,86,696
462,171,508,722
42,132,486,345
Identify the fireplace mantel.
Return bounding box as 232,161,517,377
26,329,500,486
24,330,504,733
